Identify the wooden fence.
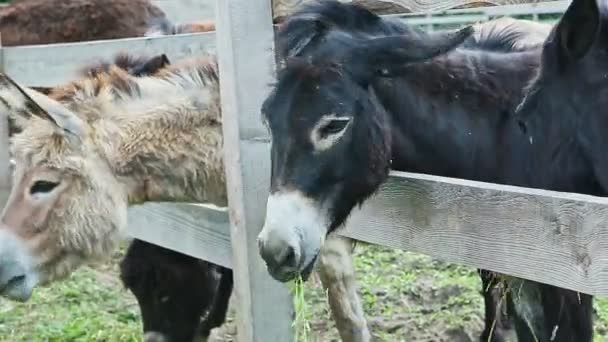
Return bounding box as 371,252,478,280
3,0,608,341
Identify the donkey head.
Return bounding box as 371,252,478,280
258,26,473,282
515,0,608,188
0,53,175,301
0,76,127,302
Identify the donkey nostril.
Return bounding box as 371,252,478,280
282,246,298,268
6,274,26,289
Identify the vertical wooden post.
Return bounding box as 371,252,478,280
215,0,294,341
0,35,10,207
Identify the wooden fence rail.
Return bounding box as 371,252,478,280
4,1,605,341
128,170,608,297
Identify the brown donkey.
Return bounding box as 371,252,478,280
0,0,215,48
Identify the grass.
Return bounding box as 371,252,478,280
0,248,140,342
1,244,608,341
290,276,312,342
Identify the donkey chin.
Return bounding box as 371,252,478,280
0,228,39,302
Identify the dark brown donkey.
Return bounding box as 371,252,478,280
257,0,601,341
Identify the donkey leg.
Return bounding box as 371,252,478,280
538,283,593,342
316,235,371,342
506,278,593,342
195,266,234,341
501,278,543,342
478,269,511,342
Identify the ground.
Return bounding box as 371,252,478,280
1,244,608,342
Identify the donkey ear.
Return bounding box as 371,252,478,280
132,54,171,76
357,26,474,77
276,9,334,59
553,0,600,65
0,74,85,138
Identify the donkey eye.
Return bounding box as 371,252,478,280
320,119,350,136
30,181,60,195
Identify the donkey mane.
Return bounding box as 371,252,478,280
276,33,539,115
80,53,166,78
466,17,551,52
48,55,219,122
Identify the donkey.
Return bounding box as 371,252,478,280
257,0,599,341
0,0,167,47
120,238,233,342
75,54,236,342
5,52,234,342
262,1,550,341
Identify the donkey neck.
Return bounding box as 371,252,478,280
66,60,228,206
374,48,540,182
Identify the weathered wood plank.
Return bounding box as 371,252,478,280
215,0,293,341
0,115,8,207
127,170,608,297
0,39,10,207
343,171,608,297
271,0,559,18
1,32,216,87
0,0,566,89
414,0,568,16
126,203,231,268
273,0,410,19
152,0,215,22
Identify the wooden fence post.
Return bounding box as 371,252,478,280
215,0,294,341
0,34,10,207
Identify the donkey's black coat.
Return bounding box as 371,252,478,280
120,239,233,342
263,0,598,341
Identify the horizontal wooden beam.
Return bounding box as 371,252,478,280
0,1,567,89
126,202,232,268
2,32,216,87
344,171,608,297
272,0,564,18
127,171,608,297
152,0,215,23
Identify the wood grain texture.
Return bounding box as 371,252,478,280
0,116,8,207
152,0,215,22
272,0,408,19
215,0,293,341
343,171,608,296
0,39,9,207
1,32,216,87
126,169,608,297
271,0,558,18
126,203,231,268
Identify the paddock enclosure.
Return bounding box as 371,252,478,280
1,0,606,341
